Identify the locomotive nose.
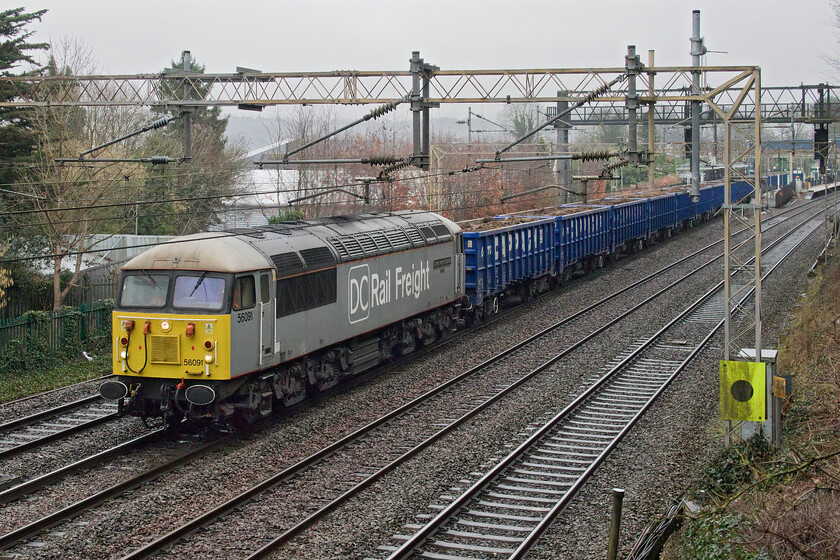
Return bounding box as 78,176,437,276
99,380,129,400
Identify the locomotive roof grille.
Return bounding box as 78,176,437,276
299,246,336,268
271,252,305,277
384,229,412,250
358,233,378,254
405,227,425,246
419,226,436,240
326,224,440,263
431,224,452,239
369,230,391,251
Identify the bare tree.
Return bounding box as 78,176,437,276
13,39,147,309
270,106,404,217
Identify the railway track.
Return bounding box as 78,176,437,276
371,207,822,560
0,396,119,460
81,203,822,560
0,200,819,558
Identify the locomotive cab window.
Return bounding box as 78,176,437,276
172,274,227,311
260,273,271,304
232,275,256,311
120,273,170,308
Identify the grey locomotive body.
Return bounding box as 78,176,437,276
103,210,465,424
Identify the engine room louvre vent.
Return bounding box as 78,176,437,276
328,236,365,262
431,223,452,239
368,230,391,251
384,229,412,250
405,227,425,246
327,226,432,263
299,246,335,268
271,252,304,278
357,233,378,254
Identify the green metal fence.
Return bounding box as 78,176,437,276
0,301,113,357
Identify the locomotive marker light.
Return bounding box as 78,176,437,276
160,320,171,332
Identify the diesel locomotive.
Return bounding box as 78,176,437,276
99,210,465,424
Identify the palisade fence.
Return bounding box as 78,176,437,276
0,277,118,321
0,301,113,358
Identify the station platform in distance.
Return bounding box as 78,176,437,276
801,182,838,200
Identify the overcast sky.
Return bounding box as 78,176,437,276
25,0,838,82
20,0,840,138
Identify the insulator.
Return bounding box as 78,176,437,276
583,82,612,104
600,158,630,175
380,158,411,175
368,100,401,120
149,156,173,165
150,117,172,130
364,155,401,166
575,150,612,162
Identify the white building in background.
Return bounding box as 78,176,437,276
213,167,298,230
212,141,298,230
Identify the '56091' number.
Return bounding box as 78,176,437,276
236,311,253,323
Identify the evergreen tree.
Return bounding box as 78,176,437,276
137,53,244,235
0,8,48,187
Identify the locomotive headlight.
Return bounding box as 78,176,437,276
120,350,127,360
160,320,171,332
204,353,214,364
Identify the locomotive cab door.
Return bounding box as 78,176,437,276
231,274,260,375
258,271,275,364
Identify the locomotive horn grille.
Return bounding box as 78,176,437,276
150,335,180,364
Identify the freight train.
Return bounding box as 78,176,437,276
99,177,779,425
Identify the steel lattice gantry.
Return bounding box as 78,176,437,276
1,64,834,124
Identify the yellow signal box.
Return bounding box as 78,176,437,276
720,360,766,422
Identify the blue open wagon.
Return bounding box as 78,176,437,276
461,216,556,306
646,193,678,237
603,198,649,251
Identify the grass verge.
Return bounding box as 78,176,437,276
661,251,840,559
0,352,110,403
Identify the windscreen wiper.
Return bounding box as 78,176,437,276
140,269,159,288
188,271,208,297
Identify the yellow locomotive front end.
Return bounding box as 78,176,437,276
98,232,275,425
113,312,231,381
100,268,237,422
